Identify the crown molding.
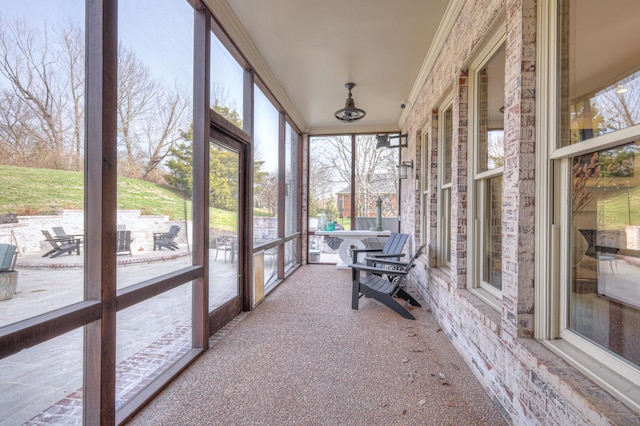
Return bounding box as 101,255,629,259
399,0,465,128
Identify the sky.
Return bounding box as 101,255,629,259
1,0,278,171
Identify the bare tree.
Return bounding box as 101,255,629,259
255,171,279,216
117,44,158,173
310,135,398,217
60,22,85,170
0,89,38,166
139,84,189,179
0,18,78,169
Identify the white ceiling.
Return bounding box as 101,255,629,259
207,0,452,134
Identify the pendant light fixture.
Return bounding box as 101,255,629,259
334,82,366,123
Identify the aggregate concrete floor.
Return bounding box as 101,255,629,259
128,264,507,426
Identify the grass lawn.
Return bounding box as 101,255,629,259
0,165,240,232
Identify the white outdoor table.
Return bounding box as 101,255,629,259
315,230,391,269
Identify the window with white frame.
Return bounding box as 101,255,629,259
438,102,453,267
549,0,640,401
470,36,506,301
421,130,429,248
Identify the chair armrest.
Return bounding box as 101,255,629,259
367,252,405,258
348,263,408,276
362,257,410,267
350,248,383,255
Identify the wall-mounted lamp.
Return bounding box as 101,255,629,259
375,133,408,149
399,160,413,179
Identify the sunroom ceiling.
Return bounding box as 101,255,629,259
206,0,452,134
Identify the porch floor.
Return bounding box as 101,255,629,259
128,264,506,425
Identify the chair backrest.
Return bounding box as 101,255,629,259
41,230,60,248
382,233,408,255
116,230,132,249
401,244,426,272
52,226,66,237
168,225,180,237
0,244,17,271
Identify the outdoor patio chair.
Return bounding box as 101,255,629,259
349,232,408,270
153,225,180,251
0,244,17,271
214,236,233,262
52,226,84,245
116,230,134,257
349,244,424,320
41,230,80,258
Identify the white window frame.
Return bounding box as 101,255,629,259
467,28,506,308
437,97,454,268
537,0,640,411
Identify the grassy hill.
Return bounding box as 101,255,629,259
0,165,236,230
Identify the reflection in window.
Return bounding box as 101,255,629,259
440,106,453,266
483,175,503,290
443,108,453,184
560,1,640,145
474,42,505,296
571,141,640,367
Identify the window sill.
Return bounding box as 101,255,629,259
544,339,640,416
469,287,502,313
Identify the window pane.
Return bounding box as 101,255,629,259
308,135,351,264
354,134,399,231
0,329,83,424
117,0,194,286
442,187,451,265
285,238,298,273
116,283,192,409
483,175,503,290
571,141,640,367
285,123,299,236
264,247,279,289
444,107,453,184
478,45,505,172
0,0,85,324
209,141,239,312
559,0,640,146
253,85,279,246
211,33,244,129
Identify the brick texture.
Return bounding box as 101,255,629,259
400,0,640,424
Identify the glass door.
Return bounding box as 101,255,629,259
208,136,245,332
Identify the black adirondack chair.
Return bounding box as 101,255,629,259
52,226,84,245
116,230,134,256
349,232,408,266
153,225,181,251
41,230,80,258
349,244,425,320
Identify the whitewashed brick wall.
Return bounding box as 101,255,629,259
400,0,639,424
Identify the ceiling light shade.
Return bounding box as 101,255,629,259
334,82,366,123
